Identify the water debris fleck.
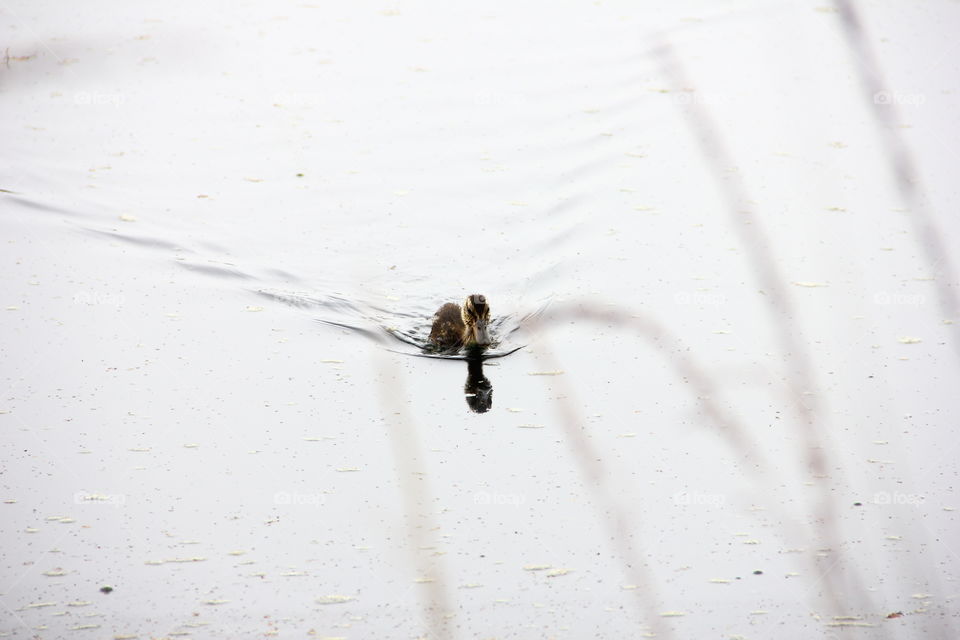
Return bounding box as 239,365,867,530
528,370,564,376
546,568,572,577
118,214,137,222
660,611,686,617
68,600,92,606
792,281,829,287
708,578,732,584
167,557,207,563
202,599,230,605
245,305,265,312
517,423,544,429
523,564,552,571
336,467,360,472
321,359,344,364
897,336,922,344
145,557,206,565
183,443,199,449
42,568,68,577
316,594,355,605
459,583,483,589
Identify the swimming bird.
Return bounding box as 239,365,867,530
429,294,491,352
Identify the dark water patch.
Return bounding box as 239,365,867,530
178,260,253,280
86,227,190,253
257,289,363,314
4,193,89,219
264,268,302,284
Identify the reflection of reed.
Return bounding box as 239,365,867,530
374,351,453,639
833,0,959,362
529,304,809,637
530,316,670,639
653,35,918,635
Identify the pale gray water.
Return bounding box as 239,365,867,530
2,1,959,638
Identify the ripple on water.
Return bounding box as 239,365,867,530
256,287,550,360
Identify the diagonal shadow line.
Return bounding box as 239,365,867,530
0,3,68,65
524,302,851,637
9,410,87,491
832,0,960,362
373,349,455,640
0,597,30,634
1,521,77,601
654,40,890,632
531,331,672,639
543,302,831,553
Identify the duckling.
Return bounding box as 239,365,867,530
429,294,491,351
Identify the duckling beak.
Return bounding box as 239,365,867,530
472,320,491,346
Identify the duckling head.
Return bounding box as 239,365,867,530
461,294,491,347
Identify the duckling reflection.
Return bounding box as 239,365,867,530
464,356,493,413
429,294,491,353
